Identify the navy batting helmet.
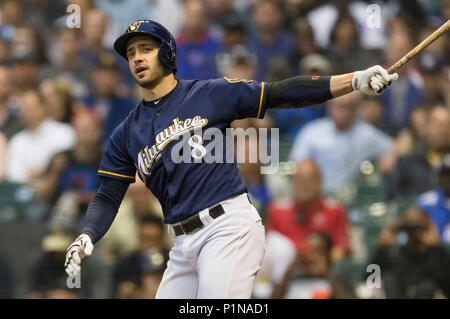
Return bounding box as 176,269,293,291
113,20,177,74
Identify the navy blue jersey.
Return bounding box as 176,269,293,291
98,78,267,224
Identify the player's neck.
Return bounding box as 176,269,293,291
141,75,178,102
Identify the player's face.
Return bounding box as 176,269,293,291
126,35,167,89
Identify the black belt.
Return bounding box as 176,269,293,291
172,204,225,236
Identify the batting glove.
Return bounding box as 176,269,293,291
64,233,94,277
352,65,399,96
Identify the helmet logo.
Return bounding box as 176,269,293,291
127,21,141,32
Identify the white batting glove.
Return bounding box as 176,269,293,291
352,65,399,96
64,233,94,277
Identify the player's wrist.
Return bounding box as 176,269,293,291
351,71,360,91
80,232,94,244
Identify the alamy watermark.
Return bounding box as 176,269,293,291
366,264,381,288
135,125,280,180
366,4,381,29
66,4,81,28
170,127,279,175
66,273,81,289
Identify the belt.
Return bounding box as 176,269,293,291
172,204,225,236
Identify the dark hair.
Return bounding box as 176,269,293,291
308,232,333,253
329,14,359,46
140,214,164,231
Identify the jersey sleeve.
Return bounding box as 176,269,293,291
98,121,136,183
206,77,267,121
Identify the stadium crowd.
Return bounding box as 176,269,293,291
0,0,449,299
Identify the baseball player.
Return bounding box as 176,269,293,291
64,19,398,298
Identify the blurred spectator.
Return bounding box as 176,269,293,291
150,0,185,36
26,229,80,299
99,180,165,263
282,0,320,28
416,19,450,106
81,52,135,141
307,0,392,50
23,0,67,34
205,0,241,40
416,154,450,244
42,28,90,98
389,106,431,160
247,0,293,80
215,17,249,75
95,0,155,40
237,135,271,220
5,90,75,184
380,22,424,129
287,18,321,76
38,79,76,124
0,65,23,139
80,9,110,65
10,25,46,64
0,38,10,62
271,232,354,299
388,106,450,199
27,228,110,299
0,132,6,180
290,93,393,194
326,14,372,74
419,21,448,64
113,214,169,299
444,0,450,20
127,180,164,221
79,8,134,86
267,159,351,262
0,250,13,298
417,52,448,107
176,0,221,79
221,15,247,50
219,45,257,79
0,0,24,41
358,96,400,138
371,207,450,298
10,52,40,98
362,96,402,175
32,109,103,227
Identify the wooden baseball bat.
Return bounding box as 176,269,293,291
387,19,450,74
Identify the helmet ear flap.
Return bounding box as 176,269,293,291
158,38,177,73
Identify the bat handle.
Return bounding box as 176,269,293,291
387,63,401,74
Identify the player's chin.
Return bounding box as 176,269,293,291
133,73,149,84
135,77,158,89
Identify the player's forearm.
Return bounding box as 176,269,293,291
330,73,354,97
266,75,333,109
81,177,130,244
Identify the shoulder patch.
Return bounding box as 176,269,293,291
223,77,253,83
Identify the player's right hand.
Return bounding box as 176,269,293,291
64,233,94,277
352,65,399,96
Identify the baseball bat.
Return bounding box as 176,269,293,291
387,19,450,74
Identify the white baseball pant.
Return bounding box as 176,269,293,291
155,193,266,299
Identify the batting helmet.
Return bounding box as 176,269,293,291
113,20,177,74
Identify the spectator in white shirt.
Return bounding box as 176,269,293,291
5,90,75,184
289,92,393,194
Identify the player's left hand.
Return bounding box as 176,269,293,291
64,233,94,277
352,65,399,96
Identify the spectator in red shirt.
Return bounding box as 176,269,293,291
267,159,351,262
